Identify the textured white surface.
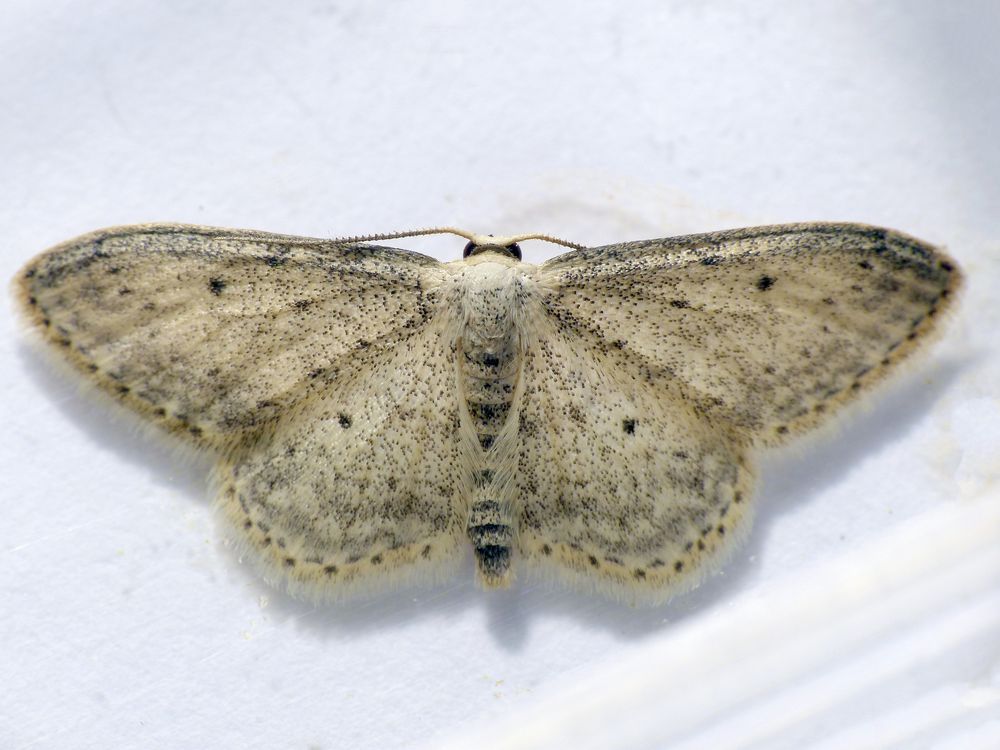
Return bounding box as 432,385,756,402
2,2,997,749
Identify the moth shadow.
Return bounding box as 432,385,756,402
15,340,212,502
746,353,968,562
268,553,751,651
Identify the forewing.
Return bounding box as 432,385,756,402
516,310,755,604
218,316,466,598
17,224,443,449
538,223,960,444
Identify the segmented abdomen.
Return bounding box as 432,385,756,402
459,323,521,585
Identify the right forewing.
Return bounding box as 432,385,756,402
537,223,960,445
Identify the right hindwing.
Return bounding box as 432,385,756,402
514,304,755,604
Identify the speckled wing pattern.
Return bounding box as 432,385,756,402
219,318,467,597
18,225,443,447
18,224,468,597
16,222,960,604
520,224,960,600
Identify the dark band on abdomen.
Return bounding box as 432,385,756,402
468,499,513,580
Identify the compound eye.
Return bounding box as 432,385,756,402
462,239,521,260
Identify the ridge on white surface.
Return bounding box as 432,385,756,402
431,495,1000,750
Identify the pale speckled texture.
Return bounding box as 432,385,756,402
3,4,994,747
16,221,960,605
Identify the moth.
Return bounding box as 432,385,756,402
16,222,961,604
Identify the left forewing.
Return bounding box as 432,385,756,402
16,224,444,450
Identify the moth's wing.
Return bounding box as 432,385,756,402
515,312,755,604
16,224,444,450
537,223,961,446
217,315,467,599
18,223,467,597
517,223,960,603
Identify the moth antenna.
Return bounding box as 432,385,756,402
332,228,586,252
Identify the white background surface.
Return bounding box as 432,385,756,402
2,2,998,749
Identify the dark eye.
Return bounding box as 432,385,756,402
462,239,522,260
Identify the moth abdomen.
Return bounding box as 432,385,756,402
467,498,514,586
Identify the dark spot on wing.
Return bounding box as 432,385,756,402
208,277,226,295
756,275,775,291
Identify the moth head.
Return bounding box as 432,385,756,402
462,236,523,261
